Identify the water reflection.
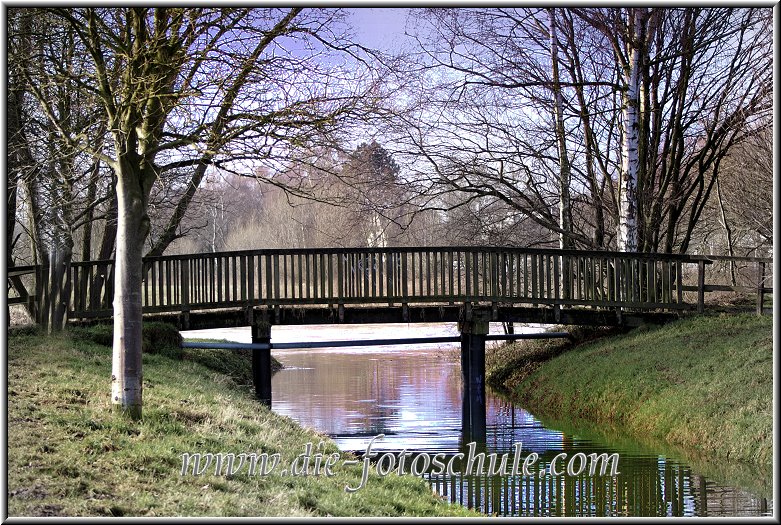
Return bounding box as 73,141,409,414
185,323,773,517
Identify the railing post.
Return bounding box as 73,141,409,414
697,259,706,314
180,259,190,330
553,255,561,323
386,251,394,306
401,252,408,303
337,253,344,303
756,261,766,316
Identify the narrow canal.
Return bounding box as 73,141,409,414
182,323,772,517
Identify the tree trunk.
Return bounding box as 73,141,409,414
617,9,644,253
715,173,736,285
46,240,73,332
549,9,572,251
91,186,117,310
111,168,150,420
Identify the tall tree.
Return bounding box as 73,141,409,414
13,7,374,418
386,7,770,253
548,8,573,250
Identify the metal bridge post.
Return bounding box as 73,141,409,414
251,308,273,407
459,306,489,444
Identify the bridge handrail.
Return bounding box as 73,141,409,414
67,245,719,267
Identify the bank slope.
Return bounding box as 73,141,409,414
492,314,772,466
7,331,477,517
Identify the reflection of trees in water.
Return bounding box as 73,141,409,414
425,451,769,517
275,351,460,434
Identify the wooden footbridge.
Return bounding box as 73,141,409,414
13,246,771,328
8,246,772,436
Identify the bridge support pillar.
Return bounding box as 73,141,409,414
251,308,272,408
459,306,489,444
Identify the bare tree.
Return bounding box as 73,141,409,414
381,7,771,254
8,10,113,329
13,7,378,418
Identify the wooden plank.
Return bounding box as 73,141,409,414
508,252,515,299
595,257,602,302
676,261,683,306
203,257,209,303
307,253,313,300
546,254,552,301
439,252,447,295
182,259,190,311
319,253,326,300
296,253,302,300
491,252,499,298
402,252,409,301
151,262,158,307
240,255,247,302
363,252,369,298
337,253,344,302
272,255,288,301
448,251,454,298
472,252,479,298
372,252,378,298
166,259,173,306
649,259,657,304
87,264,95,311
426,251,432,297
589,256,596,302
215,256,222,303
229,256,236,303
248,255,255,305
418,251,424,298
476,250,484,296
387,253,394,304
697,260,705,313
465,251,471,297
310,253,317,299
456,251,462,298
613,256,621,303
280,254,286,300
71,265,80,313
326,254,333,302
523,254,528,299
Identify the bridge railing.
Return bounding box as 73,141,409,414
10,247,771,322
54,247,724,319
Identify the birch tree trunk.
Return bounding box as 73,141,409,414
617,9,645,253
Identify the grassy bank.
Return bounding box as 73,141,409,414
487,314,772,466
7,328,477,517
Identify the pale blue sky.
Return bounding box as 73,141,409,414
348,8,413,50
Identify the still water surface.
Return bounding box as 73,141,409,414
183,323,773,517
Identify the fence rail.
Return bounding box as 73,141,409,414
7,247,773,322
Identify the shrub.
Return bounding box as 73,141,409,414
142,322,183,359
72,322,182,359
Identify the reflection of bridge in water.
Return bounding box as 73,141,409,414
426,453,771,517
9,246,772,447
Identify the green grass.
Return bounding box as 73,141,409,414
7,330,478,517
488,314,772,466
